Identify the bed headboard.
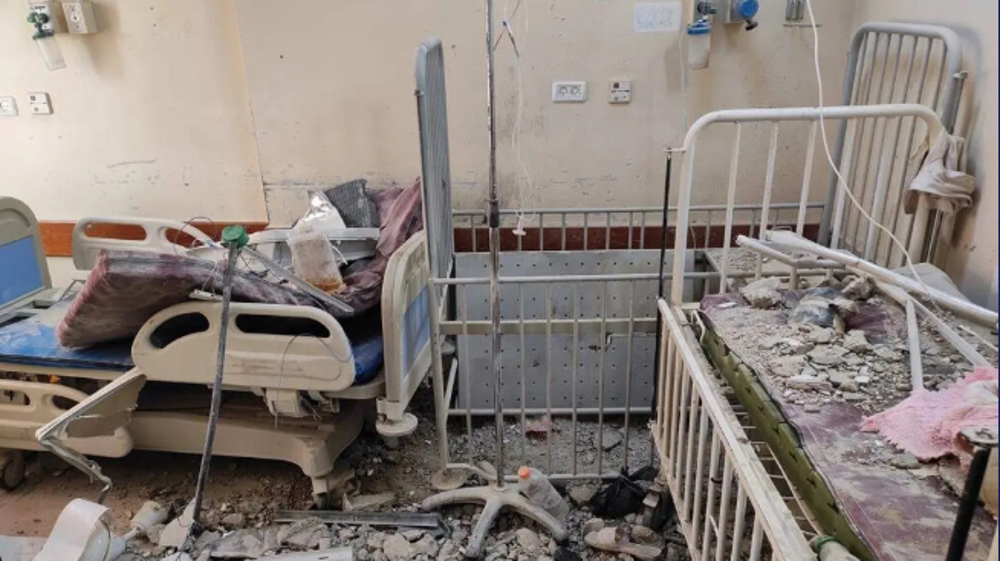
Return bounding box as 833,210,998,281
0,197,51,313
415,37,454,281
668,104,945,305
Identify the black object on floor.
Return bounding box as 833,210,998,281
590,469,647,519
553,547,583,561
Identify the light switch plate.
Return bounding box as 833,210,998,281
609,80,632,103
0,97,17,116
28,92,52,115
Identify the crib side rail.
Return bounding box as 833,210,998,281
452,202,822,253
655,299,816,561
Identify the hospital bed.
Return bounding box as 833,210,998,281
0,196,433,503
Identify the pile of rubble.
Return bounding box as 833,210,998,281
713,275,990,414
114,478,687,561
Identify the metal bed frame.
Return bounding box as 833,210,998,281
658,102,946,560
819,22,966,263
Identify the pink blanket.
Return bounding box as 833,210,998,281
862,367,999,464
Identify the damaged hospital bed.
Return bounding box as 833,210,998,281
653,102,999,561
0,194,433,504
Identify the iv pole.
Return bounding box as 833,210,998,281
419,0,568,556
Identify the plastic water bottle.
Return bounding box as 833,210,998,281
517,467,570,521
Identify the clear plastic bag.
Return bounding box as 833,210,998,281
288,191,347,294
288,229,344,294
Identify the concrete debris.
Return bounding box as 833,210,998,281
582,518,606,535
515,528,543,553
843,330,871,353
161,553,193,561
807,327,838,344
808,345,849,366
842,276,873,299
381,533,412,561
842,392,867,403
193,531,221,556
567,484,597,506
277,517,330,550
220,513,246,529
159,503,195,549
740,277,783,309
210,527,281,559
792,298,843,331
829,371,858,392
769,355,807,377
889,453,922,470
873,346,903,361
342,492,395,512
787,375,833,392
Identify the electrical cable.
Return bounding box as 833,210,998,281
803,0,940,308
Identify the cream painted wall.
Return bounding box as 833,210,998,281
0,0,265,221
849,0,999,309
233,0,854,226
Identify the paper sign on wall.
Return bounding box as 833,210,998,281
634,2,682,33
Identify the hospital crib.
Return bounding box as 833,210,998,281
653,99,983,560
415,37,823,484
0,197,433,503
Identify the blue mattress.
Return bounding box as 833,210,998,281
0,302,383,383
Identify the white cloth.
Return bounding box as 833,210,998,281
904,131,976,242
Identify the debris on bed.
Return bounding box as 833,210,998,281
706,274,998,416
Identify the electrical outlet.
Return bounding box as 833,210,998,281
63,1,98,34
28,92,52,115
0,97,17,116
551,81,587,103
609,80,632,104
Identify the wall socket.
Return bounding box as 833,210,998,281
551,81,587,103
0,97,17,116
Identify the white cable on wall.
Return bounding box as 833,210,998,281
803,0,936,302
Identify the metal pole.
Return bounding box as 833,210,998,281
191,225,247,525
650,149,672,463
945,442,993,561
191,242,239,524
485,0,504,487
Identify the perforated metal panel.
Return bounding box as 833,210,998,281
453,250,665,410
415,38,454,282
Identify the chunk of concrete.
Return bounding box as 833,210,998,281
343,492,395,512
769,355,807,378
210,527,280,559
159,503,196,549
740,277,783,309
808,345,849,366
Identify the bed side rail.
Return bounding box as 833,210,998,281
72,216,218,270
131,301,356,393
377,232,432,438
655,300,816,561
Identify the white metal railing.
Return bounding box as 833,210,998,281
670,103,944,304
655,300,816,561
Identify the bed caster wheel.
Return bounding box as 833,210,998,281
375,413,418,440
0,451,26,491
